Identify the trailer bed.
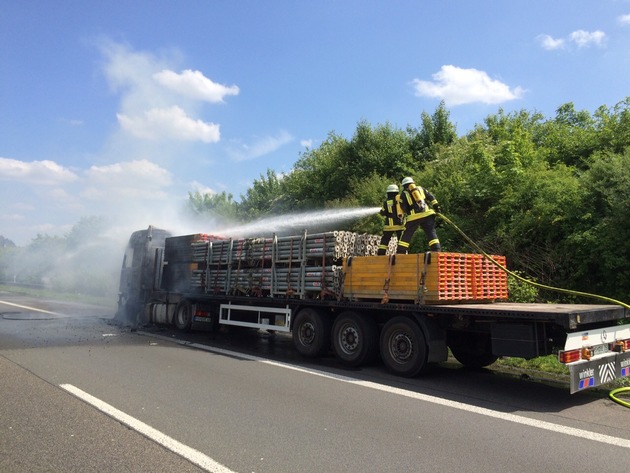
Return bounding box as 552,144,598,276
168,291,627,331
421,302,627,330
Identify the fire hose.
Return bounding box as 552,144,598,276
609,387,630,408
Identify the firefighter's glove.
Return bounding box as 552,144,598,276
433,204,441,214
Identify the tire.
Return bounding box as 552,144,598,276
380,316,427,377
449,333,498,368
292,308,331,357
332,311,378,366
174,300,193,332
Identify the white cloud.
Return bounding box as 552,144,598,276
537,34,566,51
538,30,607,51
619,14,630,25
0,213,26,222
226,130,294,161
83,159,172,200
189,180,215,195
12,202,35,211
569,30,606,48
412,65,524,106
44,188,79,205
99,40,170,108
0,153,185,245
300,139,313,148
98,40,232,145
60,118,84,126
0,157,78,185
153,69,239,103
117,106,221,143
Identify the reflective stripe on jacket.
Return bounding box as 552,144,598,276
380,198,405,231
400,186,438,222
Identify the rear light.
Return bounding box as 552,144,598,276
561,339,630,364
581,347,594,361
611,339,630,352
559,349,581,364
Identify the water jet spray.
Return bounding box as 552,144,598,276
214,206,380,238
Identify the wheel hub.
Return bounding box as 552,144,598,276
340,325,359,353
300,322,315,345
390,332,413,363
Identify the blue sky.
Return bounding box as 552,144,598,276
2,1,630,245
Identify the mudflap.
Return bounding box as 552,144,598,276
569,351,630,393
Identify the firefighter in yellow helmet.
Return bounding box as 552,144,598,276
396,177,441,253
377,184,405,255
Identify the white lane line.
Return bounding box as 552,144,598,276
0,299,65,317
59,384,236,473
143,333,630,450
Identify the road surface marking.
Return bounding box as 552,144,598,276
0,299,65,317
141,332,630,451
60,384,236,473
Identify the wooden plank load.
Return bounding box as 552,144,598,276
186,231,383,298
161,234,224,292
342,252,509,304
167,230,509,304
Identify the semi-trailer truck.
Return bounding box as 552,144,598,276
115,225,630,393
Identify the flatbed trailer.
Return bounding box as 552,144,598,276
116,226,630,393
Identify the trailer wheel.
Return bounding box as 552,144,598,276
449,333,498,368
332,311,378,367
174,300,193,332
292,308,331,357
380,317,427,377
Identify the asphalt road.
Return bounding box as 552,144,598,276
1,290,630,472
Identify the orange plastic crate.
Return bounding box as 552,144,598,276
342,252,508,304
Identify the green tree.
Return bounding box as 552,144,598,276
283,121,418,210
534,102,598,167
239,169,286,219
15,234,65,286
564,149,630,300
65,216,108,249
343,173,393,235
0,236,15,248
283,132,351,207
187,190,240,223
349,120,416,180
0,245,17,283
593,98,630,154
408,101,457,163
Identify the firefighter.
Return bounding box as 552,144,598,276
396,177,441,253
377,184,405,255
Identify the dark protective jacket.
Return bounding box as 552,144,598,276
379,194,405,231
399,184,438,222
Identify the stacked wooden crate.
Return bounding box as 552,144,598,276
342,252,509,304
